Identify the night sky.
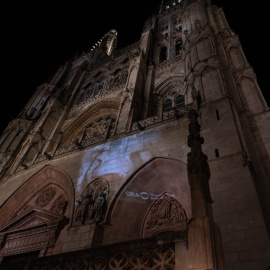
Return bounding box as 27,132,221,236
1,1,268,134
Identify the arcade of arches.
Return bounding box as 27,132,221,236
0,159,190,269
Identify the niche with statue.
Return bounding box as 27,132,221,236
74,178,110,226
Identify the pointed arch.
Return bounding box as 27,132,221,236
103,157,191,245
0,165,75,225
228,45,247,70
154,76,185,96
60,100,119,145
0,166,75,260
141,191,188,238
154,77,186,115
197,36,214,61
238,76,265,114
200,66,225,102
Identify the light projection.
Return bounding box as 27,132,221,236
126,191,164,200
75,133,157,192
74,178,110,225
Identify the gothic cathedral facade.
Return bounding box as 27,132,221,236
0,0,269,269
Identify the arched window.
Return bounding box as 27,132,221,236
160,47,167,62
163,92,185,112
175,39,183,55
175,94,185,108
163,99,173,112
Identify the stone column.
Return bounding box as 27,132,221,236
187,109,225,270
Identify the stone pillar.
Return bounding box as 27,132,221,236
115,90,134,134
187,109,225,270
175,241,189,270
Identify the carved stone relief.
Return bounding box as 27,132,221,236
50,195,68,215
35,187,56,208
60,100,119,146
0,185,69,262
75,65,128,106
74,116,116,147
142,193,188,238
74,178,110,225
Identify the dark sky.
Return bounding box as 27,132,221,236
1,1,268,134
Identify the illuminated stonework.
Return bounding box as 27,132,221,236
142,193,187,237
0,0,269,269
74,178,110,225
90,29,118,57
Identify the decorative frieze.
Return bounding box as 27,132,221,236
33,241,176,270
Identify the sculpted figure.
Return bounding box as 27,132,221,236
89,189,107,223
76,189,94,224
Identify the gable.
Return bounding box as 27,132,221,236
0,207,62,233
0,207,69,260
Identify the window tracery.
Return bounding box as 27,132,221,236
74,116,116,146
75,66,128,105
163,91,185,112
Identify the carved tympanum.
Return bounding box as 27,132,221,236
142,193,187,238
0,185,69,262
50,194,67,215
75,116,116,146
35,187,56,208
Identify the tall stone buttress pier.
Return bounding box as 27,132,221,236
187,109,225,270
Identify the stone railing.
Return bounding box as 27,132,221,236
131,104,193,131
131,116,159,131
163,103,193,120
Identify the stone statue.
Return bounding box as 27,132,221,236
89,188,107,224
76,189,94,224
75,179,110,226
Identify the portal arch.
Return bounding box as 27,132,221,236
103,157,190,245
0,166,75,260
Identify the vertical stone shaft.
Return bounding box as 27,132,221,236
187,109,212,219
187,109,225,270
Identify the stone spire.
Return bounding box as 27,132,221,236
159,0,183,13
90,29,118,56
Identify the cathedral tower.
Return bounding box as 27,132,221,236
0,0,269,269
